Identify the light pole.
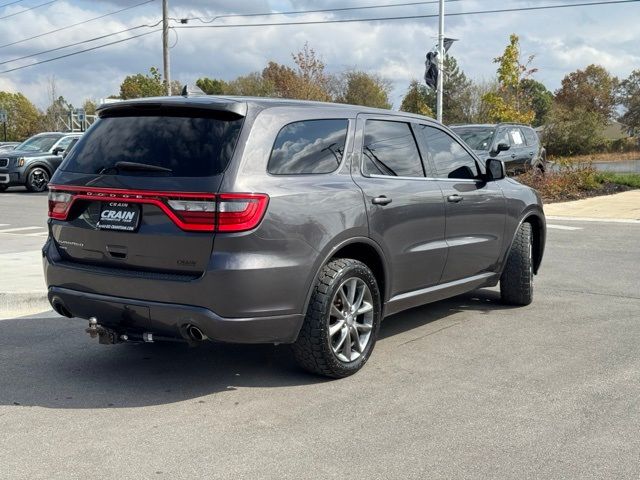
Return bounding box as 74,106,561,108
436,0,445,123
0,109,7,141
162,0,171,96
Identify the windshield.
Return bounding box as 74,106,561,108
61,111,244,177
451,127,495,151
16,135,60,153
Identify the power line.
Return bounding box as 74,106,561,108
0,0,154,50
0,0,638,75
0,20,163,65
174,0,640,30
0,0,27,8
0,0,56,20
0,29,160,74
177,0,466,24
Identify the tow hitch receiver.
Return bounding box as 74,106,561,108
85,317,124,345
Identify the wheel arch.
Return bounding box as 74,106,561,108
507,211,545,275
301,237,389,320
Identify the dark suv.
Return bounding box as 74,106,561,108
44,95,546,378
450,123,546,174
0,132,82,192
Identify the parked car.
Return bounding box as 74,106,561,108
44,95,546,378
450,123,546,174
0,142,20,152
0,132,82,192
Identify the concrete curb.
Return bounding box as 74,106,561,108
0,292,50,320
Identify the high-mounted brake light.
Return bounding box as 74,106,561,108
47,186,269,233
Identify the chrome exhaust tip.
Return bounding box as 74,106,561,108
187,325,207,342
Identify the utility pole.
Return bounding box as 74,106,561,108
436,0,444,123
162,0,171,96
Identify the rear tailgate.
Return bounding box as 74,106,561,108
48,103,244,275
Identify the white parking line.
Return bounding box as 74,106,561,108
0,226,44,233
546,215,640,224
0,223,9,227
547,224,583,231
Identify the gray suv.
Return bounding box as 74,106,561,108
450,123,546,174
44,95,546,378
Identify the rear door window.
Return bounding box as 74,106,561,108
509,128,525,147
268,119,348,175
61,110,244,177
362,120,424,177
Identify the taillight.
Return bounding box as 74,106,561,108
217,194,269,232
48,191,73,220
167,200,216,226
47,185,269,233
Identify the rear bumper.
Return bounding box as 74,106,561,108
48,286,303,344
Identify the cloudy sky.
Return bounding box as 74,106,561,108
0,0,638,109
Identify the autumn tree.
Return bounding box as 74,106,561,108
483,34,536,124
225,72,275,97
289,42,332,101
400,80,434,117
618,69,640,130
195,77,227,95
262,61,299,98
119,67,165,99
0,91,41,141
555,64,618,119
335,71,391,109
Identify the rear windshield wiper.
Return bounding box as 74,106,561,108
114,161,172,173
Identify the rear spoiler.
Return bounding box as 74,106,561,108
96,97,247,118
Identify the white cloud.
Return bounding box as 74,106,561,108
0,0,638,110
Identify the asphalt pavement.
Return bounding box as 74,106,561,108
1,188,640,479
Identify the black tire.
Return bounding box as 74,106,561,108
25,166,50,192
0,184,7,192
292,258,382,378
500,222,534,306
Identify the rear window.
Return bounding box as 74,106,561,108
268,119,348,175
61,111,243,177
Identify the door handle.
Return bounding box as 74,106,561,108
529,152,534,156
447,194,463,203
511,153,516,158
372,196,392,206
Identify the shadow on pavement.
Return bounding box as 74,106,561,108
0,288,515,410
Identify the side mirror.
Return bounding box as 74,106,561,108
52,147,64,156
486,158,505,181
491,142,510,156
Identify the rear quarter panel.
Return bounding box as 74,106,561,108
212,106,368,317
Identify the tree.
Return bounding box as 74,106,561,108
0,91,42,141
555,64,618,119
225,72,275,97
619,69,640,130
400,80,434,117
262,61,299,98
82,99,97,116
543,105,606,156
483,34,536,124
195,77,227,95
119,67,165,99
335,71,391,109
520,78,553,126
289,42,332,101
423,55,473,124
